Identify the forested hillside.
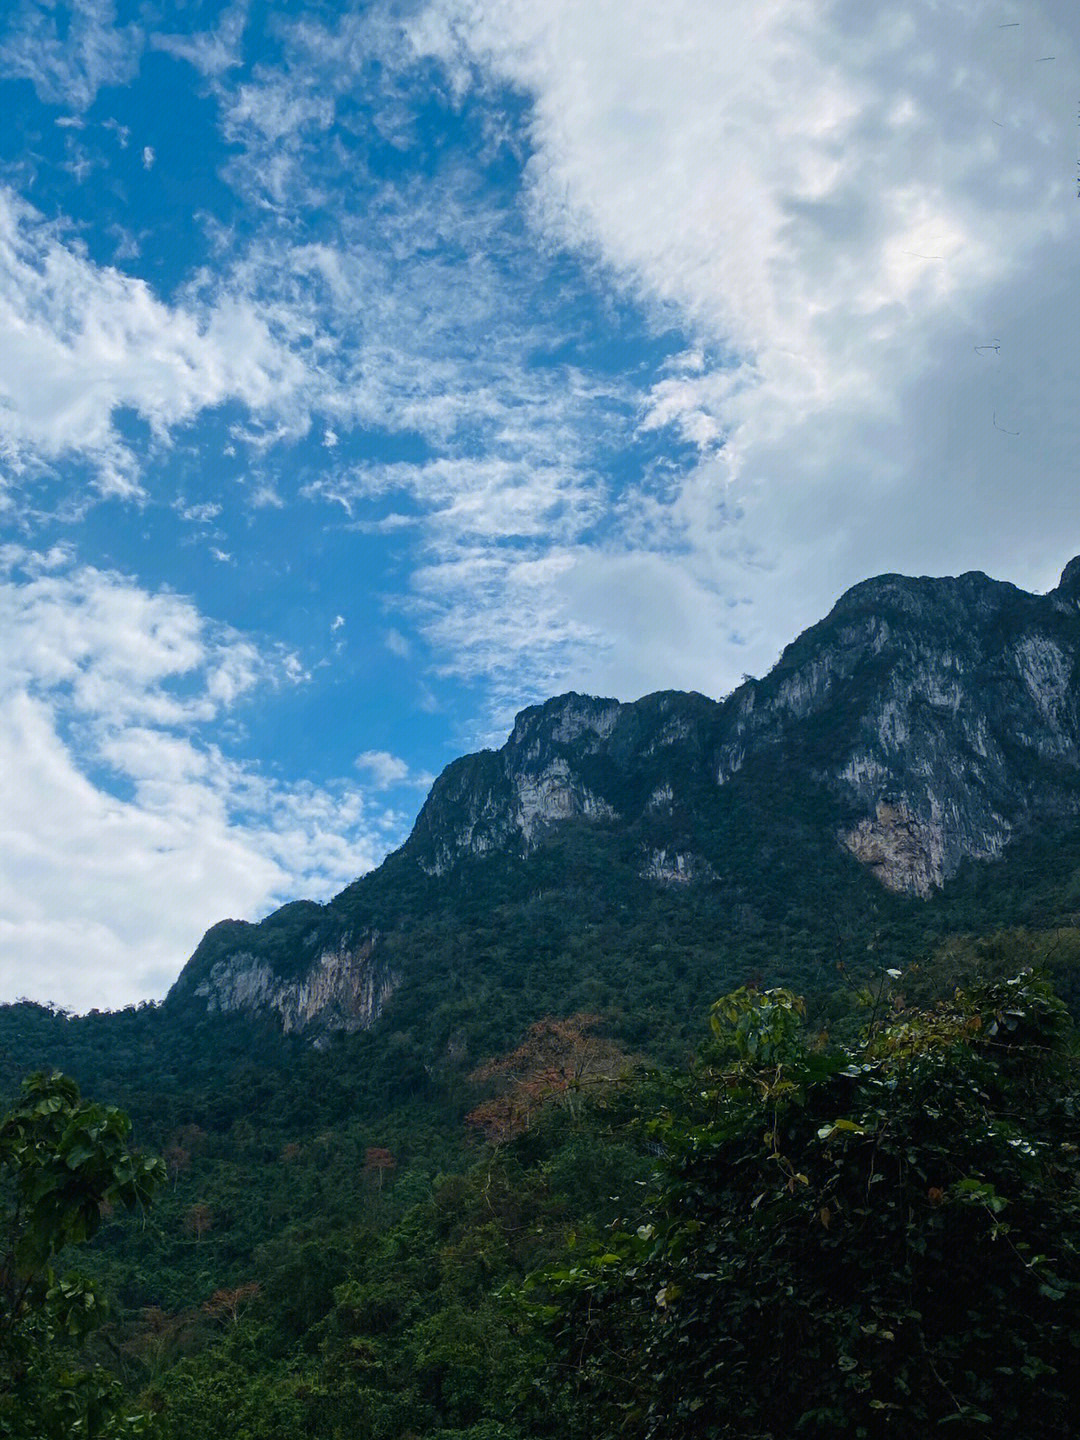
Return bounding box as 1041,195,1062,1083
5,822,1080,1435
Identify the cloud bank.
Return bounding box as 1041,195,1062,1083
0,548,405,1010
412,0,1080,663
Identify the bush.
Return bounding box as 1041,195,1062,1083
534,972,1080,1438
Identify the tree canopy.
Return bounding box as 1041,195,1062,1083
533,972,1080,1439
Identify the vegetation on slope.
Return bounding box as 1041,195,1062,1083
6,816,1080,1436
5,945,1080,1437
536,972,1080,1438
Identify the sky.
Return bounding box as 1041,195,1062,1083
1,0,1079,1012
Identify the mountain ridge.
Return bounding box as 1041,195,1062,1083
165,557,1080,1038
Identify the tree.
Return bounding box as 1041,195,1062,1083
202,1282,261,1327
163,1143,191,1187
533,973,1080,1439
467,1014,635,1144
0,1071,165,1438
363,1147,397,1191
184,1202,213,1243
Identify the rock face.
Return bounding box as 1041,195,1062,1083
193,935,395,1037
406,694,624,875
640,848,714,886
169,558,1080,1034
765,567,1079,894
406,562,1080,899
171,906,398,1040
841,801,964,899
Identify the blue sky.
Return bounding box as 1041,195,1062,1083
2,0,1079,1010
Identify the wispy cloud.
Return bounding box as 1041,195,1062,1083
355,749,435,790
0,188,309,499
177,501,223,524
151,2,248,79
411,0,1080,664
0,0,144,112
303,456,604,543
179,0,1078,717
384,628,411,658
3,4,680,715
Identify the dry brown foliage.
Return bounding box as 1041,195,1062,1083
466,1013,634,1143
203,1281,261,1325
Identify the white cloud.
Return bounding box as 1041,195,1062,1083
354,750,409,787
178,500,223,524
0,551,409,1011
0,188,309,499
180,0,1076,720
151,3,248,79
2,6,650,703
101,116,129,147
246,480,286,509
0,0,143,112
355,749,436,790
410,0,1080,681
141,144,154,169
384,627,411,658
304,456,604,543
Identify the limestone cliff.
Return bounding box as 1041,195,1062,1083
168,557,1080,1035
170,905,398,1040
737,566,1080,894
405,694,625,875
404,561,1080,898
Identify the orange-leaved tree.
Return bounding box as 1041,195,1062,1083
363,1146,397,1192
466,1013,635,1143
203,1281,261,1326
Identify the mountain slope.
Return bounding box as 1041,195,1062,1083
163,558,1080,1042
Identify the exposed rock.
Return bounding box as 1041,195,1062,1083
515,758,618,844
1055,556,1080,600
510,692,620,752
647,783,675,813
193,952,277,1013
717,567,1080,894
641,848,713,886
841,801,945,897
171,555,1080,1033
411,693,625,873
1011,635,1072,739
194,933,395,1036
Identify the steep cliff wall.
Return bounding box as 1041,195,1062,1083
173,912,397,1040
723,567,1080,893
406,565,1080,898
407,694,626,874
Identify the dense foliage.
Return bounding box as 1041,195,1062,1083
1,1073,164,1438
534,973,1080,1438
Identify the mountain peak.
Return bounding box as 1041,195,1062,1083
168,555,1080,1035
508,692,622,751
1056,555,1080,597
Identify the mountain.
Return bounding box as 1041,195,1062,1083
164,558,1080,1043
7,558,1080,1440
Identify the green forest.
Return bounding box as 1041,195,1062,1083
5,818,1080,1437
